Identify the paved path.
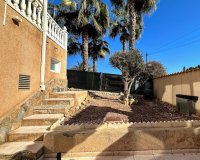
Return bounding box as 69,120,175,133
57,153,200,160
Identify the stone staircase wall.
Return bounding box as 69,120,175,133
0,78,67,144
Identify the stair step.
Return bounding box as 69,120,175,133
0,141,43,160
8,126,49,142
50,91,88,106
34,105,70,114
42,98,74,106
22,114,64,126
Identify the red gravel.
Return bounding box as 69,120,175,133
64,93,200,125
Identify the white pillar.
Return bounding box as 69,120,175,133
40,0,47,91
63,26,68,83
63,26,68,51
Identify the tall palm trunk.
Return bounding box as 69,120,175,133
122,40,126,53
82,28,89,71
93,57,97,72
128,0,136,52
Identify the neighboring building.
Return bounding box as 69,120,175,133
0,0,68,135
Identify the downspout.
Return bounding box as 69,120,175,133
3,0,8,26
40,0,48,91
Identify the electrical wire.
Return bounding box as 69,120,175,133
150,25,200,52
149,37,200,56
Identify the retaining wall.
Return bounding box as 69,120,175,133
154,69,200,115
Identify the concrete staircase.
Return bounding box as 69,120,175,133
0,91,88,160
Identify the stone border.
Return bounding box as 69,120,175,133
50,119,200,131
61,149,200,158
88,90,121,96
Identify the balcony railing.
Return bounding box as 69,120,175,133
7,0,67,50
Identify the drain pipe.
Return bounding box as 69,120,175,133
40,0,48,91
3,0,8,26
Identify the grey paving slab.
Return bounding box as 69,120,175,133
153,154,174,160
52,153,200,160
62,157,93,160
134,155,155,160
173,153,200,160
111,156,134,160
93,156,113,160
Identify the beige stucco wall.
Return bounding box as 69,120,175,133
154,70,200,115
0,1,67,119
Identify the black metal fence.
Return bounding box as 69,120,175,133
67,70,123,92
67,70,153,95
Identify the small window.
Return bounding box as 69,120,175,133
51,58,61,73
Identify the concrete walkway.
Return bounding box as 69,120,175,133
51,153,200,160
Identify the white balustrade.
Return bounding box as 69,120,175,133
51,22,55,37
48,20,52,35
54,26,58,40
13,0,20,10
20,0,26,14
37,6,42,27
32,1,38,23
46,13,68,49
7,0,67,50
26,0,33,19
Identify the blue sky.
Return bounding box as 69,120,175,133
64,0,200,75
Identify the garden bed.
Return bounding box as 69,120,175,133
64,92,200,125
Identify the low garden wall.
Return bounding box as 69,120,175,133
44,120,200,156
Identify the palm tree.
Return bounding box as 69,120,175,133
77,1,110,71
111,0,157,52
89,38,110,72
71,61,92,71
110,7,129,53
110,7,143,53
57,1,110,71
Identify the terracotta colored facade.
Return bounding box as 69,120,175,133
0,1,67,119
154,70,200,115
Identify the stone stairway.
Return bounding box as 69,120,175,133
0,91,88,160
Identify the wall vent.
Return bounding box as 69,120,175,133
18,74,30,90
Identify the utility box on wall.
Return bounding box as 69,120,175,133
176,94,198,116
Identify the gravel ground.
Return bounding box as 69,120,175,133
64,92,200,125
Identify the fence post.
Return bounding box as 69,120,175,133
100,72,103,91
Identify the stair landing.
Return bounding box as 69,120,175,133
0,141,43,159
8,126,49,142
